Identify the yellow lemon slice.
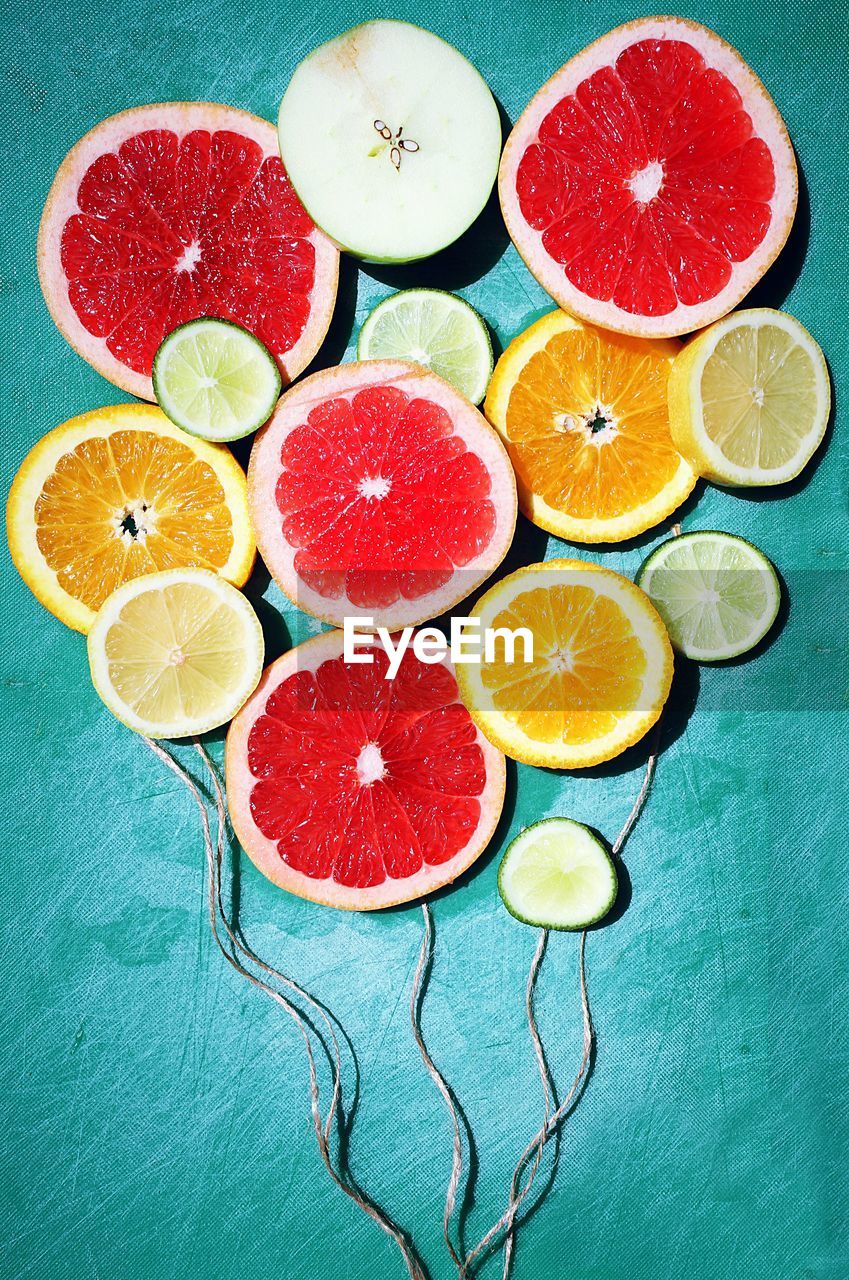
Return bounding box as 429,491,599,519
668,308,830,486
456,559,673,768
87,569,264,739
6,403,255,633
484,310,696,543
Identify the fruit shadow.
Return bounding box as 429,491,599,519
742,157,811,313
359,97,513,296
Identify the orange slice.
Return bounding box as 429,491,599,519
7,403,255,633
456,559,673,768
485,310,696,542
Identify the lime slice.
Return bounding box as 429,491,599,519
87,569,265,738
357,289,494,402
668,308,831,486
153,318,282,441
637,530,781,662
498,818,617,930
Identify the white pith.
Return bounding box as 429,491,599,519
498,17,798,338
278,21,502,262
225,629,506,911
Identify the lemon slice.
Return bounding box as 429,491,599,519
87,569,264,738
668,308,830,486
499,819,617,930
455,559,673,769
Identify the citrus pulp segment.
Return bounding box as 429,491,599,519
153,318,282,441
668,308,831,486
248,360,517,630
6,403,255,633
499,17,797,337
484,310,696,542
456,559,673,768
357,290,494,404
499,818,617,929
637,530,781,661
38,102,339,399
278,20,502,262
87,569,264,738
225,629,506,910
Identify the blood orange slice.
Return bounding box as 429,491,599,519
248,360,517,630
500,18,797,338
38,103,339,400
225,629,505,909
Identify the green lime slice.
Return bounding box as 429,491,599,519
357,289,494,403
637,530,781,662
498,818,617,930
152,318,282,441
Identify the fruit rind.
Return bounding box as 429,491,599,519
152,317,283,441
87,568,265,738
225,628,507,910
485,310,697,542
498,818,617,930
637,529,781,661
667,308,831,486
357,289,494,404
6,403,256,634
248,358,517,631
38,102,339,400
498,17,798,338
455,558,674,769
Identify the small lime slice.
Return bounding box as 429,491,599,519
357,289,494,403
637,530,781,662
153,318,282,441
498,818,617,930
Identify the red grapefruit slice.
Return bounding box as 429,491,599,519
499,18,797,337
38,103,339,399
248,360,517,630
225,629,505,909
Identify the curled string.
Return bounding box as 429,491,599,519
409,902,465,1269
144,736,425,1280
412,736,661,1278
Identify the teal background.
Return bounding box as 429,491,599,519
1,1,846,1278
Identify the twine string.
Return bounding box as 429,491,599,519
412,731,662,1278
144,737,426,1280
409,902,465,1269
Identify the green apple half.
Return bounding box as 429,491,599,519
278,20,502,263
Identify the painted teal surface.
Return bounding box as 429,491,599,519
1,1,847,1278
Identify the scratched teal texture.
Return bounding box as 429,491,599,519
1,0,847,1277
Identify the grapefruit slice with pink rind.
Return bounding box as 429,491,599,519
499,17,797,338
248,360,517,630
38,102,339,400
225,629,506,910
